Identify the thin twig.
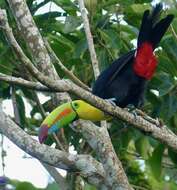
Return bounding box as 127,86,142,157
11,86,21,126
53,133,65,151
78,0,100,79
0,73,53,92
170,24,177,41
44,39,90,91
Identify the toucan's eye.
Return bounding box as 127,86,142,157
73,102,79,109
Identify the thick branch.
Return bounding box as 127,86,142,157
77,120,133,189
0,107,105,187
7,0,52,75
7,0,71,104
78,0,100,79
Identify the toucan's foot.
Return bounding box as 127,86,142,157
125,104,136,112
124,104,137,120
105,98,117,106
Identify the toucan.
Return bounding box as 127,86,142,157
38,100,110,143
38,4,174,143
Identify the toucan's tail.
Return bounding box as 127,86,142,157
137,3,174,49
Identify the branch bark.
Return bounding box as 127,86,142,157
7,0,71,104
6,0,70,152
7,0,52,75
77,120,133,189
0,73,53,92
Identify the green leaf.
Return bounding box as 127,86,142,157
16,182,38,190
73,38,88,59
124,4,150,27
84,183,97,190
148,144,165,180
135,136,150,159
160,94,177,120
98,29,121,49
161,36,177,67
63,16,82,33
168,148,177,165
97,49,110,72
157,52,177,77
45,183,59,190
155,73,175,97
15,94,27,129
53,0,78,15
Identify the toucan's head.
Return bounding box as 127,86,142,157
38,100,110,143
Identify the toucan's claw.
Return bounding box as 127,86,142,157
105,98,117,106
124,104,138,121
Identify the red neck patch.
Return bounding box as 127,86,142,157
133,42,157,80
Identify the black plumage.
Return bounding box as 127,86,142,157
92,4,174,108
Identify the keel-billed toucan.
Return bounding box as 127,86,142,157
39,100,110,143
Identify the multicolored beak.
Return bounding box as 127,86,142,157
38,102,77,143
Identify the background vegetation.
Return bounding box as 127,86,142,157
0,0,177,189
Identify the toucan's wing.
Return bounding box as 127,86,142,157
92,50,135,95
106,50,135,84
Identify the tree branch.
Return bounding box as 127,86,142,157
77,120,133,189
7,0,52,75
7,0,71,104
78,0,100,79
0,107,105,187
0,73,53,92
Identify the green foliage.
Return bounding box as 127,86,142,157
0,0,177,189
148,144,165,179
